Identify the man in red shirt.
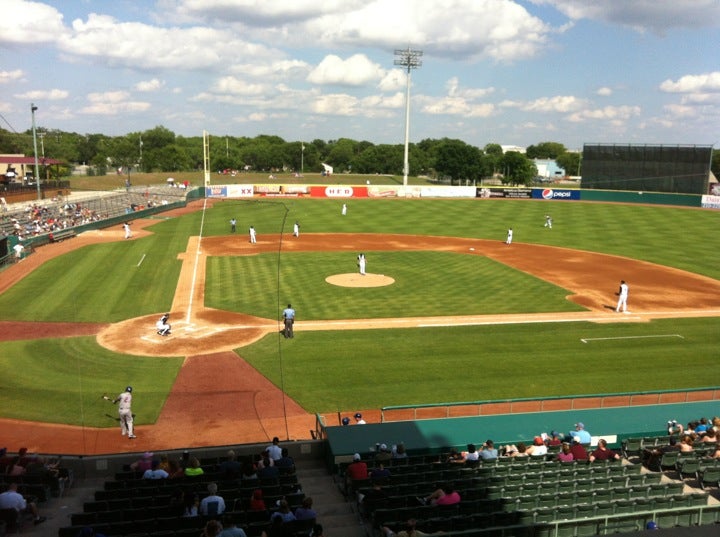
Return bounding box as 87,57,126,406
589,439,620,462
569,438,589,461
345,453,368,496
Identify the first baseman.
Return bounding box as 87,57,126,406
615,280,629,313
112,386,136,439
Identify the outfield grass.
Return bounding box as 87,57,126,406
0,196,718,424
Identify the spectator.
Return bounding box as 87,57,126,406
569,438,589,461
503,443,529,457
249,489,266,511
274,448,295,473
142,459,169,479
360,481,389,517
527,437,548,457
392,443,408,459
548,431,563,447
218,450,242,479
4,456,26,477
479,440,498,460
184,457,204,477
0,482,46,525
258,453,279,480
266,437,282,461
218,514,247,537
345,453,368,494
200,482,226,516
643,437,680,470
311,524,325,537
568,422,591,445
383,518,439,537
375,443,392,463
557,442,574,462
261,513,292,537
446,448,464,463
201,519,223,537
294,496,317,521
369,462,391,482
464,443,480,464
241,458,258,481
418,483,461,506
130,452,154,473
158,453,170,472
589,439,620,462
679,435,695,453
182,492,199,517
273,499,295,523
167,459,185,479
701,428,717,443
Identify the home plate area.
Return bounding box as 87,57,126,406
140,321,224,342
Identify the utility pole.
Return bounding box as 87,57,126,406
394,48,423,187
31,103,40,200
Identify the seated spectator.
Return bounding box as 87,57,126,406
241,458,258,481
667,420,684,436
701,428,717,443
370,462,391,482
157,453,170,472
273,499,296,523
294,496,317,521
360,481,389,516
569,438,589,461
418,483,461,506
526,437,548,457
258,454,279,480
0,482,46,525
503,443,529,457
182,492,199,517
463,443,480,464
142,459,169,479
274,448,295,473
446,448,464,463
589,439,620,462
184,457,204,477
261,513,291,537
200,482,226,516
218,450,242,479
167,459,185,479
201,519,223,537
219,513,247,537
695,418,710,435
643,437,680,470
548,431,563,447
568,422,591,445
375,443,392,463
311,524,324,537
555,442,573,462
130,452,154,473
680,435,695,453
711,444,720,459
479,440,498,460
392,443,408,459
4,456,26,477
249,489,266,511
345,453,369,493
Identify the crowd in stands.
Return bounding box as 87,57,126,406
2,202,104,241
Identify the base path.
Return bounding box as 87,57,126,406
2,203,719,455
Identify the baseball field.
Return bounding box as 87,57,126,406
1,193,719,455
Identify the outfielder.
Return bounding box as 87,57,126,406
110,386,136,439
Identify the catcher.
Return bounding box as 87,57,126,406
156,313,171,336
103,386,136,439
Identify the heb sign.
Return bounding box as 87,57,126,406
532,188,580,200
310,186,368,198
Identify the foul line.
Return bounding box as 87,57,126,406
186,197,208,324
136,253,146,267
581,334,685,344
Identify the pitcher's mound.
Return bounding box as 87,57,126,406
326,273,395,288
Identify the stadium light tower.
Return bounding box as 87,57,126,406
394,47,423,187
31,103,40,200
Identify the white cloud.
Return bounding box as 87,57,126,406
659,72,720,93
307,54,387,86
311,93,362,116
521,95,586,113
421,96,496,117
0,70,24,84
531,0,720,33
445,77,495,99
377,70,406,92
566,105,641,122
596,87,612,96
0,0,68,45
663,104,698,118
80,91,150,115
135,79,165,92
13,89,69,100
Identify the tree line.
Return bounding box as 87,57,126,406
2,126,717,185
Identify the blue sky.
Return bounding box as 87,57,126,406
1,0,719,151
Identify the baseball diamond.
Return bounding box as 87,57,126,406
0,198,719,455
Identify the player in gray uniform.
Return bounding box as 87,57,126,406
113,386,136,439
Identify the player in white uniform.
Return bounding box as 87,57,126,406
113,386,136,439
123,222,132,239
249,226,257,244
544,215,552,229
156,313,171,336
506,228,513,245
293,221,299,237
341,203,347,216
616,280,629,313
357,253,366,275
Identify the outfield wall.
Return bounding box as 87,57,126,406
205,184,714,209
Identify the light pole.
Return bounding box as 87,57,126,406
31,103,40,200
301,143,305,175
394,47,423,187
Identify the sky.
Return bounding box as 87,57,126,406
1,0,719,151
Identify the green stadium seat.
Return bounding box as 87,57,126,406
699,466,720,490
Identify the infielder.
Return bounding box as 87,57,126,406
230,218,237,233
293,221,299,238
506,228,513,245
156,313,171,336
123,222,132,239
249,225,257,244
282,303,296,338
357,253,366,275
111,386,136,439
615,280,629,313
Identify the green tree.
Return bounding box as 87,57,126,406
556,152,582,177
434,139,483,185
500,151,537,185
526,141,567,159
711,150,720,180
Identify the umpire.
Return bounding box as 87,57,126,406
282,304,296,339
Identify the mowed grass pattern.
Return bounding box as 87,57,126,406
0,195,718,424
206,251,585,319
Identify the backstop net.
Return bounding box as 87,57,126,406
582,144,712,194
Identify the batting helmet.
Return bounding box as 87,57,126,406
342,417,350,426
354,412,362,419
125,386,133,393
